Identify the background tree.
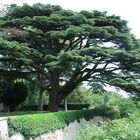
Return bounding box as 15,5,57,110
67,85,93,104
0,3,139,111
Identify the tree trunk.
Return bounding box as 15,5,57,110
37,74,46,111
47,80,81,112
47,71,81,112
47,91,60,112
47,71,61,112
38,90,45,111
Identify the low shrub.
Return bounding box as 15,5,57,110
20,103,90,111
60,103,90,110
116,99,138,117
8,106,119,139
78,112,140,140
2,82,28,111
91,93,139,117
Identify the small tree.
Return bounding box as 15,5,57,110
2,81,28,111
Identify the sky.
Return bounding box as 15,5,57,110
0,0,140,38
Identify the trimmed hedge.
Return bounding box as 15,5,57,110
8,106,120,139
60,103,90,110
20,103,90,111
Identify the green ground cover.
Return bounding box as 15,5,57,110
78,112,140,140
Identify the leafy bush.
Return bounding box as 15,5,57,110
108,95,139,117
2,82,28,111
25,83,39,105
67,86,139,117
100,106,120,120
8,106,119,139
67,85,139,117
91,93,139,117
134,100,140,108
114,99,138,117
78,112,140,140
90,93,103,107
68,88,139,118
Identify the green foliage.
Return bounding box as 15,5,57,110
24,80,49,106
67,86,94,104
113,98,138,117
2,81,28,111
91,93,139,117
90,93,103,107
78,112,140,140
0,38,39,64
95,106,120,120
8,106,119,139
67,87,139,117
110,78,140,98
25,82,39,105
134,99,140,108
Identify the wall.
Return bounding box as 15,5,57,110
0,118,9,140
0,116,106,140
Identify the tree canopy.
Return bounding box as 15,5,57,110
0,3,139,111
